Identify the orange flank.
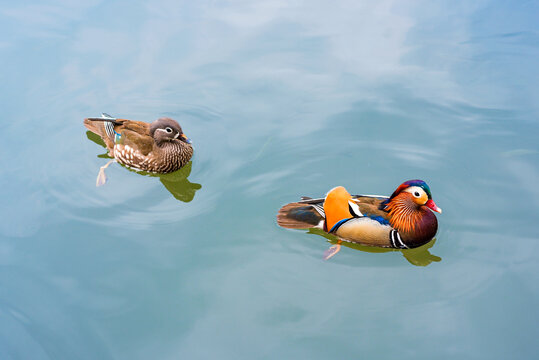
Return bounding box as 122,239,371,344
323,186,354,231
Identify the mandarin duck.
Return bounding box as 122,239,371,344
277,180,442,259
84,113,193,186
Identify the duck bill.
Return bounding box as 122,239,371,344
426,199,442,214
180,134,193,144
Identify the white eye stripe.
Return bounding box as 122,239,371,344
156,128,176,134
405,186,425,198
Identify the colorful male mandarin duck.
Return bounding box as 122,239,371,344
277,180,442,259
84,113,193,186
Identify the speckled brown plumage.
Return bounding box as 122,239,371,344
84,116,193,173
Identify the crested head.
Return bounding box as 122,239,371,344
387,179,440,212
389,179,432,200
150,117,191,145
384,179,441,235
150,117,183,137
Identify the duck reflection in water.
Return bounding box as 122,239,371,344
308,228,441,266
86,130,201,203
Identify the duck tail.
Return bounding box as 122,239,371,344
84,114,120,145
83,118,106,137
276,202,325,229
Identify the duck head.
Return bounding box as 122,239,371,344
384,179,441,235
150,117,192,145
388,179,442,213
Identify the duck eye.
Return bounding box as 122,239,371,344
165,127,173,133
414,191,420,197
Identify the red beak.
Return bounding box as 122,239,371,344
426,199,442,214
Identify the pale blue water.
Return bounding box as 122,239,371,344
1,1,538,359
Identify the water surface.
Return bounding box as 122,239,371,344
1,1,538,359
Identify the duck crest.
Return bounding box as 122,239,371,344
389,179,432,200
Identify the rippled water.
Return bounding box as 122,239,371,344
1,1,538,359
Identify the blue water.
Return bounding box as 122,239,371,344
1,1,538,359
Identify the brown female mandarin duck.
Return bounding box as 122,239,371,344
84,113,193,186
277,180,442,259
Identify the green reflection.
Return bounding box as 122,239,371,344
86,130,106,147
150,162,201,203
86,131,201,202
307,228,441,266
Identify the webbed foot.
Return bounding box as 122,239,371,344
96,159,115,187
323,241,342,260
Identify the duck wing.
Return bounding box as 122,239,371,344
113,120,154,156
350,195,391,225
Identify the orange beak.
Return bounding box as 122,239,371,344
426,199,442,214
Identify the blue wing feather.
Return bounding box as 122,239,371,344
367,215,390,225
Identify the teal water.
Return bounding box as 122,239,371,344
1,1,538,359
